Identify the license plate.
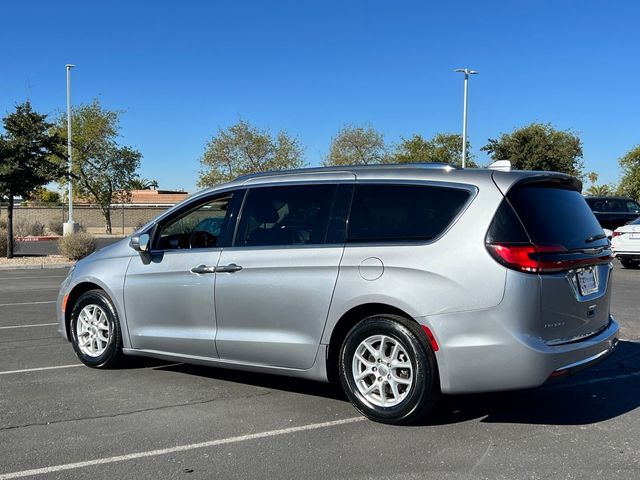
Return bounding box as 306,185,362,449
577,268,598,296
630,233,640,239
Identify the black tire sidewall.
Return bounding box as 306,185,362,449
339,316,438,424
70,290,122,368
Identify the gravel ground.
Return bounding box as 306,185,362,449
0,255,73,266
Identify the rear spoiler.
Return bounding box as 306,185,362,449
492,170,582,196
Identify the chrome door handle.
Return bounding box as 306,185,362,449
215,263,243,273
191,265,216,274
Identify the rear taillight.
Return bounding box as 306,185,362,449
486,243,568,273
612,231,623,237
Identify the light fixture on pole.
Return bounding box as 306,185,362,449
63,64,79,236
454,68,479,169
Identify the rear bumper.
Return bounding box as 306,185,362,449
613,251,640,260
421,313,619,395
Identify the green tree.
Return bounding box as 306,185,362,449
26,187,61,203
324,124,387,166
54,100,142,234
618,145,640,200
129,177,159,190
584,171,615,196
481,123,583,177
391,133,478,167
198,120,305,187
0,102,65,257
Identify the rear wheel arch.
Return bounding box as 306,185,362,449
326,303,435,384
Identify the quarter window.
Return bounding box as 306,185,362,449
347,184,471,243
235,184,337,247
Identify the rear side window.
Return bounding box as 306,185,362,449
347,184,471,243
507,186,606,250
235,184,337,247
485,200,529,244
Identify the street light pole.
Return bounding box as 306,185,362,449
454,68,479,168
64,64,78,236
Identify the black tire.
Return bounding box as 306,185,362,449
338,314,439,425
619,258,639,269
69,289,124,368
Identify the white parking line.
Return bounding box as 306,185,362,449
0,416,366,479
0,275,66,281
0,323,57,330
0,301,56,307
0,364,83,375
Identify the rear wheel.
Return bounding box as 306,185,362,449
70,289,124,368
339,314,439,425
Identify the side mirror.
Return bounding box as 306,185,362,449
130,233,150,253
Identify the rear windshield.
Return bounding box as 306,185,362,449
507,186,607,250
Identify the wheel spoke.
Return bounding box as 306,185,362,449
378,381,386,406
388,380,401,400
362,340,378,358
355,352,374,366
362,382,378,396
355,368,372,381
391,373,412,385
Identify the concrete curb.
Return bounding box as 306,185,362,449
0,262,74,270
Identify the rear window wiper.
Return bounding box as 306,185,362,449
585,233,606,243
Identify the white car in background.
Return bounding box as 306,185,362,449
611,217,640,268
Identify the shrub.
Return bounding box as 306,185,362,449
29,221,45,236
13,220,45,237
0,229,7,256
48,220,64,236
58,232,96,260
0,218,7,230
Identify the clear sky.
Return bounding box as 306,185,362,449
1,0,638,193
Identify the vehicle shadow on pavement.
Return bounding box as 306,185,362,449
151,362,348,401
424,340,640,426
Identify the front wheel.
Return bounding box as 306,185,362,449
70,289,124,368
339,315,439,425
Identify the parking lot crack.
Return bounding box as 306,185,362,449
0,391,272,432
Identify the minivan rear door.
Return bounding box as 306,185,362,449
501,179,613,344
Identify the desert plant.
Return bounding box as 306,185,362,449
48,220,64,236
58,232,96,260
0,229,7,256
13,220,46,237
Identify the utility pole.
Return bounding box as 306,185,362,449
454,68,479,168
63,64,79,235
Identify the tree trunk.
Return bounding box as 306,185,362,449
103,205,112,234
6,192,14,259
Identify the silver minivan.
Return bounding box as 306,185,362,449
57,164,619,424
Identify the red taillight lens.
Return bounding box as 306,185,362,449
612,231,623,237
487,243,611,273
486,243,567,273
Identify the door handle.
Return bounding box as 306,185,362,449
190,265,216,274
215,263,243,273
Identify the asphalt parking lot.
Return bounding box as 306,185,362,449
1,264,639,479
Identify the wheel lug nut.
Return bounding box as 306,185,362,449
387,374,390,379
372,367,377,372
378,359,381,363
378,377,382,382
